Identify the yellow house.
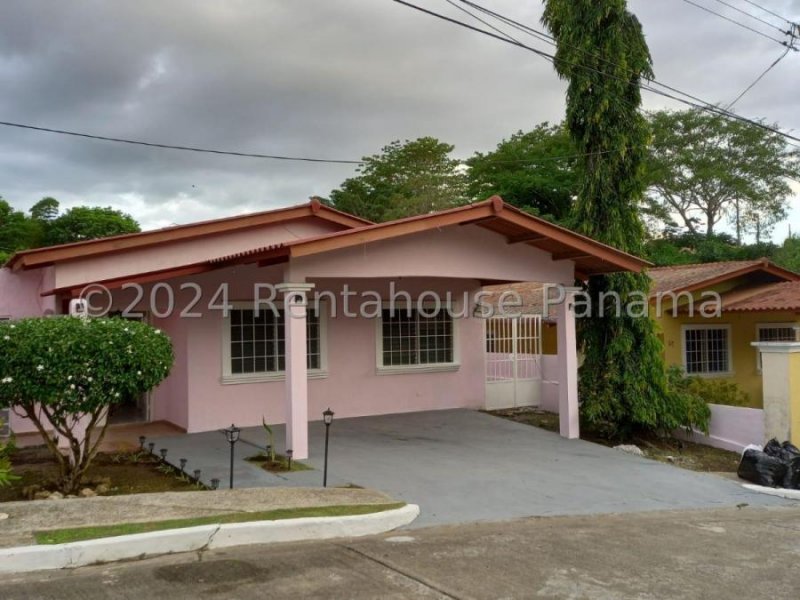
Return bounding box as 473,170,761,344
650,259,800,408
486,259,800,409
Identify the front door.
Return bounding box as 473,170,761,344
485,316,542,410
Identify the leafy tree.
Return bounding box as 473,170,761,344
645,231,777,266
0,419,17,488
543,0,708,437
774,235,800,273
646,109,799,242
44,206,140,246
0,317,173,494
466,123,578,223
330,137,468,222
0,198,40,261
30,197,60,222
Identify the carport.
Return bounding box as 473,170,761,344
152,409,790,527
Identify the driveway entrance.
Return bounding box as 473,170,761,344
153,410,791,528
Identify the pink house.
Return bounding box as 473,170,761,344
0,197,647,458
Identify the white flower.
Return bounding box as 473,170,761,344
87,377,93,382
1,376,12,384
137,371,142,376
36,365,44,371
114,392,121,398
70,384,76,390
2,335,9,341
67,375,73,381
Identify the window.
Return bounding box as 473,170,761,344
378,307,457,372
223,307,324,382
756,323,797,370
683,325,731,375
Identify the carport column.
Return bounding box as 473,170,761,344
556,287,580,439
276,282,315,460
752,341,800,446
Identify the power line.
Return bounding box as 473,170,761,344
395,0,800,147
0,120,364,165
677,0,796,49
0,118,619,167
727,45,792,107
741,0,797,25
455,0,799,142
707,0,788,33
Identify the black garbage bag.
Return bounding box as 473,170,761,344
782,441,800,461
763,438,783,458
783,457,800,490
737,449,787,487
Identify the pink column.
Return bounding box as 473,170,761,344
556,287,580,439
276,283,314,460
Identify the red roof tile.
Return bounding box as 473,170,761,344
723,281,800,312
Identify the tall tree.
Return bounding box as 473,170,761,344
542,0,701,437
330,137,468,222
466,123,578,223
30,197,60,223
646,109,798,242
0,198,40,264
44,206,140,246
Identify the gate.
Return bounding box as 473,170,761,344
485,315,542,410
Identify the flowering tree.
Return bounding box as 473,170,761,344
0,317,173,493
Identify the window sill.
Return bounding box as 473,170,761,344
688,371,735,379
376,363,460,376
221,370,328,385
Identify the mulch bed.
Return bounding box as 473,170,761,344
1,445,200,502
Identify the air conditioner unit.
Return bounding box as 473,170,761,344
68,298,89,318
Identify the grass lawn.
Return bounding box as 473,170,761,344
34,502,406,545
487,408,741,473
1,446,200,502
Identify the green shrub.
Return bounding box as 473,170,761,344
0,316,173,493
665,366,714,434
684,373,751,407
0,420,17,488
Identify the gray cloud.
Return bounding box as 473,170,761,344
0,0,797,236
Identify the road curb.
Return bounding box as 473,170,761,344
0,503,419,575
742,483,800,500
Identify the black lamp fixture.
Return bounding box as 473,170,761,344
159,448,168,460
286,449,293,471
138,436,146,450
179,458,187,473
193,469,202,481
148,442,155,454
225,424,241,490
210,478,220,491
323,408,334,487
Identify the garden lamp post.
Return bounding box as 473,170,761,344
323,408,334,487
225,424,241,490
138,436,146,450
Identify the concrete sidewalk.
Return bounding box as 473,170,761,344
0,487,395,549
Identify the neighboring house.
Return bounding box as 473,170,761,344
650,259,800,407
0,196,647,457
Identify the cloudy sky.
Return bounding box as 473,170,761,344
0,0,798,240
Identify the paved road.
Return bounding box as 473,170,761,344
156,410,790,527
6,505,800,599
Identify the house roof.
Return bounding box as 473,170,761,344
482,282,555,319
211,196,651,277
647,259,800,296
6,199,371,271
722,281,800,312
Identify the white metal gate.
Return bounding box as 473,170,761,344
485,315,542,410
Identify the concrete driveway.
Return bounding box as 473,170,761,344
154,409,792,527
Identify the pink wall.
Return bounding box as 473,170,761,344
540,354,560,413
291,224,575,284
0,267,56,319
677,403,764,453
181,277,485,433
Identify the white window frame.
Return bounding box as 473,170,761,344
755,322,798,371
221,301,328,385
375,301,460,375
681,324,733,378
